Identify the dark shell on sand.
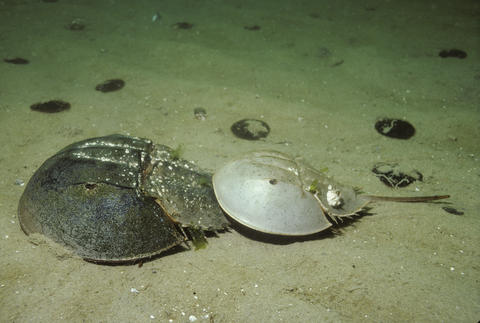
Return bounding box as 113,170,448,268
18,135,227,263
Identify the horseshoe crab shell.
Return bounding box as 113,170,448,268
212,151,370,236
212,151,449,236
18,135,227,263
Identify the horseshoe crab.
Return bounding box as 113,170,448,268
18,134,228,263
212,150,449,236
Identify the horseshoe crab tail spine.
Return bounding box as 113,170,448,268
363,195,450,203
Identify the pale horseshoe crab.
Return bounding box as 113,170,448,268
212,150,449,236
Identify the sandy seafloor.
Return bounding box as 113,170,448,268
1,0,479,322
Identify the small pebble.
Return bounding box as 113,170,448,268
4,57,29,64
31,100,71,113
95,79,125,93
442,207,464,216
194,107,207,120
152,12,161,22
173,22,194,29
66,18,85,31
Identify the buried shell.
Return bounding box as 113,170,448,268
212,150,449,236
18,134,228,263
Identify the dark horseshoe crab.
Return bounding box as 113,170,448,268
18,134,228,263
212,150,450,236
